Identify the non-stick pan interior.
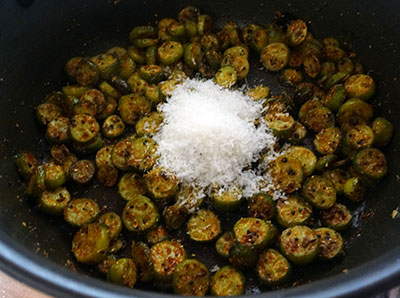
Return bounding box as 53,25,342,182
0,0,400,297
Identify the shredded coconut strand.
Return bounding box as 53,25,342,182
154,79,280,199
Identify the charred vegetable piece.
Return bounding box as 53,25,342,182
285,146,317,177
304,106,335,133
97,164,119,187
74,99,97,117
135,112,164,137
302,175,336,209
118,94,151,125
97,96,118,120
184,42,203,69
372,117,394,147
197,14,212,35
139,65,164,84
337,98,373,126
69,114,100,144
215,66,237,88
119,56,136,80
25,165,46,198
345,74,375,101
303,55,321,78
210,266,245,296
287,121,307,144
39,187,71,216
111,138,135,171
102,115,125,138
286,19,307,46
256,249,291,287
173,259,210,296
353,148,387,180
95,145,113,167
108,238,124,254
129,25,157,41
215,231,235,258
321,169,350,195
144,167,178,202
174,184,205,212
15,152,39,179
145,225,170,245
128,46,147,65
65,56,83,80
344,177,365,202
98,212,122,240
178,5,200,22
99,81,120,99
109,75,132,95
36,103,62,126
228,242,259,269
145,84,165,104
233,217,270,249
62,85,89,98
43,162,66,189
132,38,159,49
64,198,100,227
279,225,320,265
210,184,243,212
261,43,290,72
221,55,250,80
72,223,110,264
118,172,147,201
46,117,70,143
276,195,312,228
150,240,186,282
266,23,286,44
248,193,275,220
98,254,118,275
107,258,137,287
321,203,353,231
70,159,95,184
187,209,221,242
146,46,159,65
343,124,374,151
158,41,184,65
163,204,188,230
62,154,78,180
265,113,295,138
269,155,304,193
44,91,75,118
323,45,346,62
298,98,323,123
91,54,121,81
131,241,154,282
246,86,270,101
122,195,159,232
315,227,343,260
76,58,100,86
279,68,303,86
314,127,341,155
323,84,346,112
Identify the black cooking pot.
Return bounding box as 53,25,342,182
1,0,400,297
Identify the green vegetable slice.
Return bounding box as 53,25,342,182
210,266,245,296
256,248,291,286
279,225,320,265
122,195,159,232
72,223,110,264
150,240,186,281
315,227,343,260
187,209,220,242
173,259,210,296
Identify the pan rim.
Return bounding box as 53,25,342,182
0,231,399,298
